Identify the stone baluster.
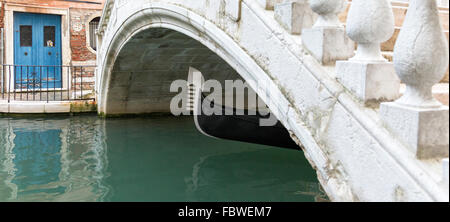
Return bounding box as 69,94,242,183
302,0,354,65
380,0,449,159
274,0,317,35
310,0,343,28
336,0,400,102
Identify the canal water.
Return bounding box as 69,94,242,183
0,115,326,202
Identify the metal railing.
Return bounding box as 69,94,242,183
1,65,96,103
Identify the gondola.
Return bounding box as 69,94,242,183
192,92,300,150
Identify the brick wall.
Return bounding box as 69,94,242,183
0,2,4,29
71,65,96,99
70,8,101,62
69,9,101,99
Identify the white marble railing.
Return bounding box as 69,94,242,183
270,0,449,194
303,0,449,160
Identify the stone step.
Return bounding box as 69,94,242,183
257,0,284,10
274,0,316,34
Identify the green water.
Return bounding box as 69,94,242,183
0,115,326,202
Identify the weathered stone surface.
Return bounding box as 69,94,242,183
0,102,9,113
8,102,45,113
257,0,283,10
444,158,449,185
104,28,244,114
1,102,76,113
346,0,394,62
302,0,353,65
224,0,242,22
379,0,449,161
302,27,354,65
336,0,399,103
274,0,316,34
323,102,434,201
44,102,71,113
380,102,449,159
309,0,346,28
339,1,450,83
336,61,400,102
393,0,449,108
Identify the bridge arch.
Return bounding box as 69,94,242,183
97,3,286,120
96,0,448,202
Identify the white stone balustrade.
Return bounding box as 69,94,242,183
336,0,400,102
380,0,449,159
302,0,354,65
274,0,316,34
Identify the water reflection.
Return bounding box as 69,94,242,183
185,150,326,202
0,117,109,201
13,129,64,196
0,116,326,202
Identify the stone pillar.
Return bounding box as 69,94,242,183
380,0,449,159
274,0,316,35
336,0,400,102
301,0,354,65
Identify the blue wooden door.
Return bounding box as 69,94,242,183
14,12,62,89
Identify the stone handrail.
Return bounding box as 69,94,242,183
300,0,449,161
302,0,449,184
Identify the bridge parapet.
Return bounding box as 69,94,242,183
96,0,449,201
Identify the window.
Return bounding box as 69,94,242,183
44,26,56,47
20,25,32,47
89,17,100,51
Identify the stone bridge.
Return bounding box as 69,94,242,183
96,0,449,202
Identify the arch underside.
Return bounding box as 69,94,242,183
105,27,261,114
